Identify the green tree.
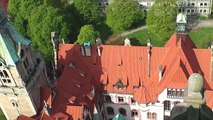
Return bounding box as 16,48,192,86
8,0,42,37
74,0,101,24
28,4,70,62
75,25,100,45
146,0,178,40
106,0,145,31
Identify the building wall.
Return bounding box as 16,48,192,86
102,92,164,120
138,0,212,16
101,88,185,120
0,46,49,119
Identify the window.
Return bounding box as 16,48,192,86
164,101,171,111
147,112,157,120
131,109,138,117
191,3,195,6
118,96,124,103
200,9,203,13
191,9,194,13
11,100,18,107
187,9,190,13
119,108,126,116
131,97,136,104
147,112,152,119
105,95,112,102
152,112,157,120
0,69,12,85
204,10,207,13
3,70,9,78
204,3,207,6
174,101,180,106
106,107,114,115
167,89,184,98
200,3,203,6
133,86,139,90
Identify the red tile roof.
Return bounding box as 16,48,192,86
18,33,213,119
54,33,213,107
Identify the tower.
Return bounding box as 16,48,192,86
0,7,49,119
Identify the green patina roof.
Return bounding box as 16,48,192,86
0,7,31,65
112,113,126,120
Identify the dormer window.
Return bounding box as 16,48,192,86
133,86,139,90
113,79,126,90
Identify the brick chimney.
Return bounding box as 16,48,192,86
96,38,102,56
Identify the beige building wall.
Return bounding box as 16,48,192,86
0,46,50,120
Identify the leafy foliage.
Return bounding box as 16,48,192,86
106,0,145,31
74,0,101,24
146,0,178,40
28,4,70,62
8,0,79,63
75,25,100,45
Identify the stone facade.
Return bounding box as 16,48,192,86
0,8,49,120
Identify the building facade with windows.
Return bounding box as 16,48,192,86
0,7,50,120
138,0,212,16
1,5,213,120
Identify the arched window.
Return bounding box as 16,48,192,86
164,101,171,111
0,69,12,84
152,112,157,120
119,108,126,116
105,95,112,102
3,70,9,78
174,101,180,106
131,109,138,117
106,107,114,115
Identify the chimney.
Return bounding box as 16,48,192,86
96,38,102,56
81,46,85,56
159,64,163,81
210,42,213,81
147,39,152,78
97,46,101,56
51,32,59,71
124,38,131,46
83,41,92,57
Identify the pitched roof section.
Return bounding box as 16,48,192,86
50,32,213,119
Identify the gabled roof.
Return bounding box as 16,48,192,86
36,32,213,119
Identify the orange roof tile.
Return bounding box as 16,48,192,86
38,33,213,119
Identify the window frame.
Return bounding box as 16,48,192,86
118,96,124,103
106,107,114,115
164,100,171,111
119,108,127,116
131,109,138,117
